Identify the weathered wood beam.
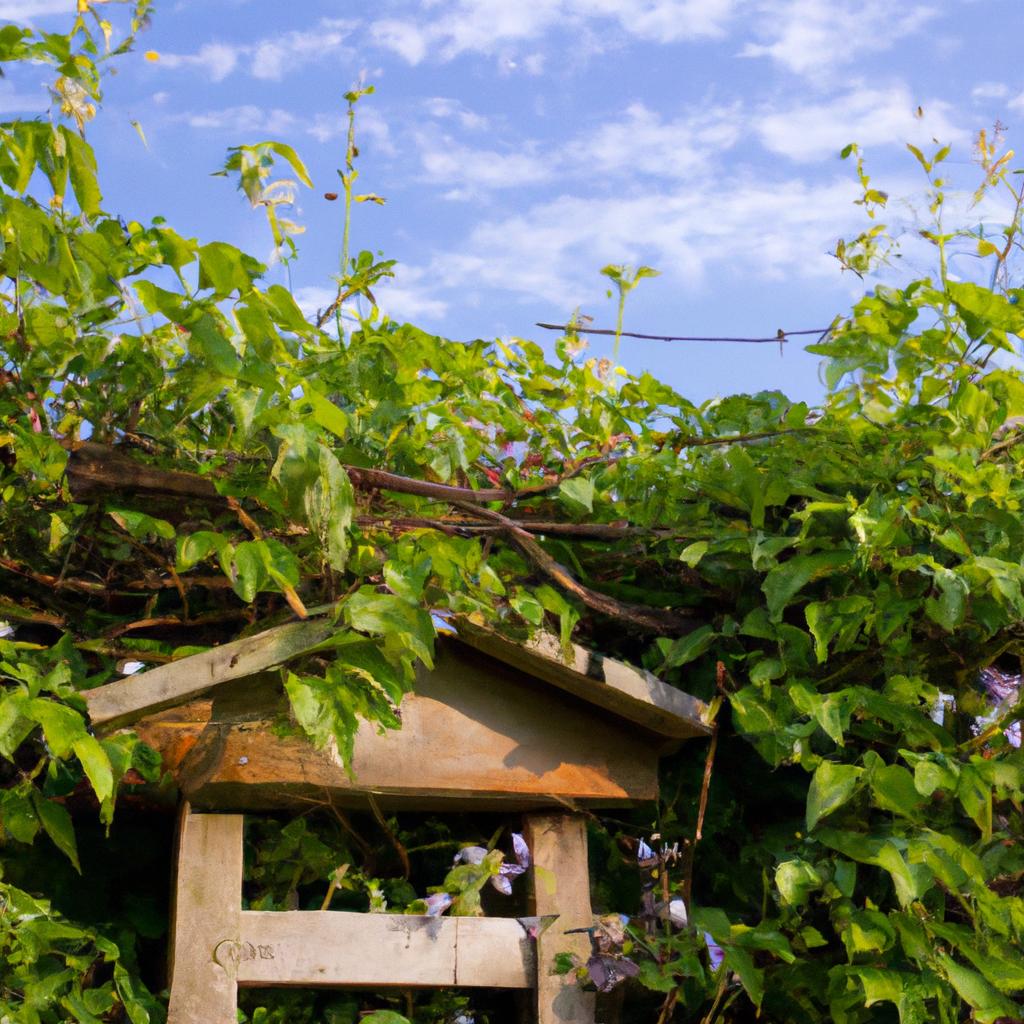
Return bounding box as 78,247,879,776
236,911,533,988
167,808,243,1024
456,622,710,740
524,813,596,1024
83,618,334,731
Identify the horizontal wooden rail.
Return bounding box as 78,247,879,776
232,911,534,988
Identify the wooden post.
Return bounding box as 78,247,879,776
167,807,244,1024
523,813,596,1024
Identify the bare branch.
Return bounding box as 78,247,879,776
536,322,834,344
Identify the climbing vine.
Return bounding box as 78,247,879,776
1,4,1024,1023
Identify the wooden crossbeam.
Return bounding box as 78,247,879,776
235,912,532,988
167,809,593,1024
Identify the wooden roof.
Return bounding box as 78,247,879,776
83,615,709,740
454,622,709,740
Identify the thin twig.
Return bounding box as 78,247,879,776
536,322,833,344
366,792,411,880
450,499,699,633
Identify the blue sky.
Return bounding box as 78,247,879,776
3,0,1023,403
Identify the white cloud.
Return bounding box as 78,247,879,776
306,106,394,154
972,82,1009,101
416,133,550,192
1009,92,1024,113
755,86,967,162
418,174,865,307
159,42,240,82
158,18,352,81
370,0,737,65
0,0,71,17
293,269,447,325
182,105,296,135
424,98,490,132
740,0,935,78
375,267,449,321
251,21,350,80
584,102,742,178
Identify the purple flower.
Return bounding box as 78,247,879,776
423,892,453,917
704,933,725,971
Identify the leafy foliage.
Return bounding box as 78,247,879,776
2,5,1024,1023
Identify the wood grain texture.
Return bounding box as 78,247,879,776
236,911,532,988
84,619,333,731
167,809,244,1024
455,623,709,740
524,813,596,1024
133,644,661,810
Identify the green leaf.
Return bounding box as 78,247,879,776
806,761,863,829
176,530,232,574
32,790,80,872
869,763,923,819
114,964,152,1024
723,946,763,1007
775,859,822,907
185,310,241,377
938,954,1019,1023
197,240,260,297
306,387,349,440
108,508,175,541
63,128,101,216
1,787,39,843
925,570,968,631
305,445,354,573
678,540,708,566
345,588,435,668
763,551,852,622
559,476,594,514
73,735,114,805
28,698,86,757
265,140,314,188
660,624,715,669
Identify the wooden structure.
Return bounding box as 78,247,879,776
84,619,709,1024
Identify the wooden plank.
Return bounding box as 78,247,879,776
456,622,710,740
524,813,596,1024
236,911,533,989
134,644,661,810
84,619,334,731
167,809,244,1024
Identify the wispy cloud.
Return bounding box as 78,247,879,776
972,82,1009,101
755,86,967,161
740,0,935,79
583,102,742,179
159,42,240,82
157,18,353,81
293,268,448,325
181,105,296,135
369,0,737,65
416,134,551,194
0,0,74,17
416,175,865,309
424,98,490,132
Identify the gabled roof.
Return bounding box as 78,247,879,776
84,614,709,740
454,622,709,739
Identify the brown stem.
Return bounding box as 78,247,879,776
0,557,108,594
450,500,698,633
102,610,251,639
356,514,688,540
367,792,411,880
